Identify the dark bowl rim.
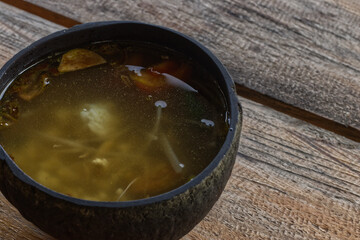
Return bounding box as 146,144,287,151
0,21,240,208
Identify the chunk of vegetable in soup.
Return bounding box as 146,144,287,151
0,42,229,201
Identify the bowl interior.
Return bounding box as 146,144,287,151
0,21,239,207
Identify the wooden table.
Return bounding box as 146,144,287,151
0,0,359,239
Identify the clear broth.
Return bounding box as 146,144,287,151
0,41,229,201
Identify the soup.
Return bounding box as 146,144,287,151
0,41,229,201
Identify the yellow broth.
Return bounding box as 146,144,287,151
0,42,229,201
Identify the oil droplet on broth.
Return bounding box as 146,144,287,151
0,41,229,202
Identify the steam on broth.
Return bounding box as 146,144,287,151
0,41,229,201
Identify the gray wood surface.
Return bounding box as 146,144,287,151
190,96,360,240
0,1,359,239
25,0,360,131
0,1,63,65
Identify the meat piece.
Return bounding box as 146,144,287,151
58,48,106,73
18,72,50,101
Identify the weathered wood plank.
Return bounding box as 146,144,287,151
0,1,63,66
1,95,359,239
334,0,360,15
233,98,360,239
184,96,360,240
0,1,359,239
0,193,52,239
0,2,63,238
25,0,360,131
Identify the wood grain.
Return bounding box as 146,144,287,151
0,194,52,240
0,1,359,239
333,0,360,15
0,1,63,66
236,85,360,143
185,96,360,240
1,96,359,240
24,0,360,131
2,0,359,142
0,2,63,238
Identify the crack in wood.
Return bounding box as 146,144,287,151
237,152,360,201
236,84,360,143
289,130,360,176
